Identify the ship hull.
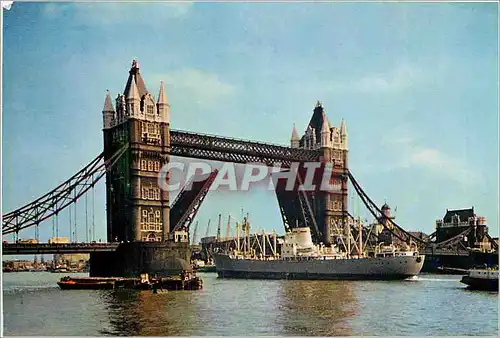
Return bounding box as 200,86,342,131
460,276,498,291
57,281,115,290
214,254,425,281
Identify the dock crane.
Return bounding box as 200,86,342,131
205,219,211,239
225,215,231,240
191,220,200,245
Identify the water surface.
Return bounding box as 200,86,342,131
3,272,498,336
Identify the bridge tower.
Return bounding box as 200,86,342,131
92,61,191,277
291,102,349,245
102,60,170,243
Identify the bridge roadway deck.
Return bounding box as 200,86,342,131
169,129,321,167
2,243,119,255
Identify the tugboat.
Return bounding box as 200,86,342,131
460,266,498,291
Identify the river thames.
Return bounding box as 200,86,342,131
2,272,498,336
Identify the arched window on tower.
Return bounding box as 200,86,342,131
155,211,161,231
140,97,145,112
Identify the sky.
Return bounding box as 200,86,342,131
2,2,499,250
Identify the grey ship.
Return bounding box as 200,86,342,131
213,227,425,280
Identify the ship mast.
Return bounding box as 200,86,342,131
346,218,351,258
273,229,277,257
216,214,222,242
358,217,363,257
236,222,240,253
262,229,266,258
245,213,250,256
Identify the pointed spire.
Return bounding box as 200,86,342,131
127,76,140,101
103,90,115,112
290,123,300,148
341,118,347,135
320,114,331,148
321,114,330,133
157,81,168,104
156,81,170,124
124,59,148,98
102,90,115,129
291,124,300,141
340,118,348,150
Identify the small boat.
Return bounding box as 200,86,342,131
460,266,498,291
50,265,70,273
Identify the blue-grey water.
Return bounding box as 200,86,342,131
2,272,498,336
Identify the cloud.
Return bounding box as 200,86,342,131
328,63,426,94
152,69,236,108
383,131,481,187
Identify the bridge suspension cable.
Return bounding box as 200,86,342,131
347,170,427,246
433,226,472,250
2,144,129,236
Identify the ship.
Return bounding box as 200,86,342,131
460,266,498,291
213,226,425,280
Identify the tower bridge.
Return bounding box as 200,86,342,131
3,60,495,276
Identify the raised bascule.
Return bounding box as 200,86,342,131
2,60,497,276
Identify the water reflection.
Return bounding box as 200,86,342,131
100,289,198,336
275,280,358,336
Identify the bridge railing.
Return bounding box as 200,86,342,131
171,129,302,149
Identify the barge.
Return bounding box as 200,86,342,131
58,277,117,289
57,271,203,291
